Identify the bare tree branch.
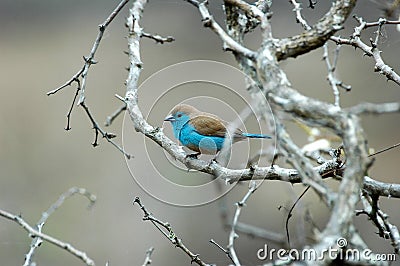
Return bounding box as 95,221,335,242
80,102,132,158
363,176,400,198
47,0,130,97
348,102,400,115
24,187,96,266
224,0,266,21
209,239,234,264
331,17,400,85
141,247,155,266
323,43,351,107
289,0,311,30
133,197,209,266
0,208,95,266
65,82,81,130
48,0,132,157
228,181,258,265
141,32,175,44
46,1,400,264
105,103,127,127
76,0,130,105
185,0,258,60
358,192,400,254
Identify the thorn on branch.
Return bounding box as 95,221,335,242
105,104,127,127
105,132,117,139
141,32,175,44
83,56,98,65
308,0,317,9
190,254,201,264
290,0,311,30
369,38,377,49
202,17,212,27
141,247,154,266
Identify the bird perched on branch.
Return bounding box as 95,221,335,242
164,104,271,156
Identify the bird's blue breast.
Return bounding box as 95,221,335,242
178,123,225,154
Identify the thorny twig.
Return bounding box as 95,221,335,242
323,43,351,107
209,239,234,264
308,0,317,9
358,192,400,254
105,104,127,127
48,0,132,158
275,0,357,60
47,0,130,97
133,197,209,266
0,195,96,266
24,187,96,266
81,102,132,158
141,32,175,44
65,80,81,130
289,0,311,30
141,247,155,266
331,16,400,85
228,181,258,265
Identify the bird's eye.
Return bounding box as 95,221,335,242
177,114,182,118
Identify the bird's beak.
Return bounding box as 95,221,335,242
164,114,175,122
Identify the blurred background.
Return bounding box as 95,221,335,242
0,0,399,265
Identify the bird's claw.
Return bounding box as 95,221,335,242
208,157,219,167
186,152,201,159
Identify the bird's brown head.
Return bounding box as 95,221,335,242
164,104,200,122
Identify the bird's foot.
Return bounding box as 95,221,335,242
185,152,201,159
208,156,219,167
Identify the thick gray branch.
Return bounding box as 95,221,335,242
275,0,357,61
348,102,400,115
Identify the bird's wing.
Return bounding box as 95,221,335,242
189,114,244,138
189,114,227,137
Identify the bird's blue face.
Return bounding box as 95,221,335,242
164,111,191,139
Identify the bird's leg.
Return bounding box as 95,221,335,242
209,153,219,166
271,152,280,168
185,152,201,159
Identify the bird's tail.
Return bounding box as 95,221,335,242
242,133,272,139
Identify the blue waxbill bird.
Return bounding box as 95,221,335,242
164,104,271,155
